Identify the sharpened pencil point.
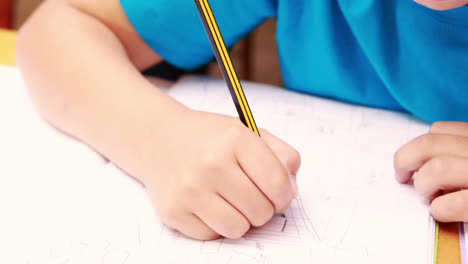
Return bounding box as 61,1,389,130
274,213,286,218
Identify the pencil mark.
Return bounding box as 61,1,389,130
338,201,358,245
137,222,141,247
255,241,264,251
218,237,224,253
281,219,287,232
296,196,321,240
244,232,297,239
257,254,266,264
243,237,302,246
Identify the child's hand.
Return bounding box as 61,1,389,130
13,0,300,242
140,109,300,240
394,122,468,222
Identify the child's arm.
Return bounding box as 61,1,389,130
394,121,468,222
16,0,300,240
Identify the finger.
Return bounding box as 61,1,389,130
430,121,468,137
216,165,274,227
393,134,468,183
235,132,295,213
193,194,250,239
430,190,468,222
259,128,302,177
414,155,468,200
259,129,301,197
169,213,220,241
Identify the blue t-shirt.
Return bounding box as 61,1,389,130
120,0,468,123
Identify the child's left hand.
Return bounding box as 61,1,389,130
394,121,468,222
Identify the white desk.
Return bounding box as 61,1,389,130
0,65,443,263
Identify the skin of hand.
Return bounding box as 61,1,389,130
394,122,468,222
15,0,300,241
142,108,300,240
413,0,468,10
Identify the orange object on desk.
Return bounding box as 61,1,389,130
438,222,461,264
0,29,16,65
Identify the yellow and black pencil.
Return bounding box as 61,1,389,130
194,0,287,218
194,0,260,136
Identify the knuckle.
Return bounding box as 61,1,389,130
425,157,447,177
198,153,221,172
429,121,446,133
194,157,225,181
180,173,199,193
158,200,182,226
223,221,250,239
413,174,424,194
224,124,246,142
414,134,435,150
413,173,433,199
415,157,448,198
251,205,274,227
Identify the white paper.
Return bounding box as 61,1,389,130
0,66,434,263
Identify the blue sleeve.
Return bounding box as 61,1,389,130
120,0,277,70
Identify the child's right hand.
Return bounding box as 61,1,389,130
137,108,300,240
14,0,300,241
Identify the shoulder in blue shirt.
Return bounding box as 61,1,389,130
120,0,468,123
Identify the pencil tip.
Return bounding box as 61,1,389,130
273,213,287,218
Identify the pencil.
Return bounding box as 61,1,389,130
194,0,286,218
193,0,259,136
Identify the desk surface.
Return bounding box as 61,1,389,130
0,30,461,264
0,29,16,65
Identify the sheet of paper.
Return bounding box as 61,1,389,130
0,66,434,263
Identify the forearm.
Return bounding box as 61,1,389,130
15,1,185,183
